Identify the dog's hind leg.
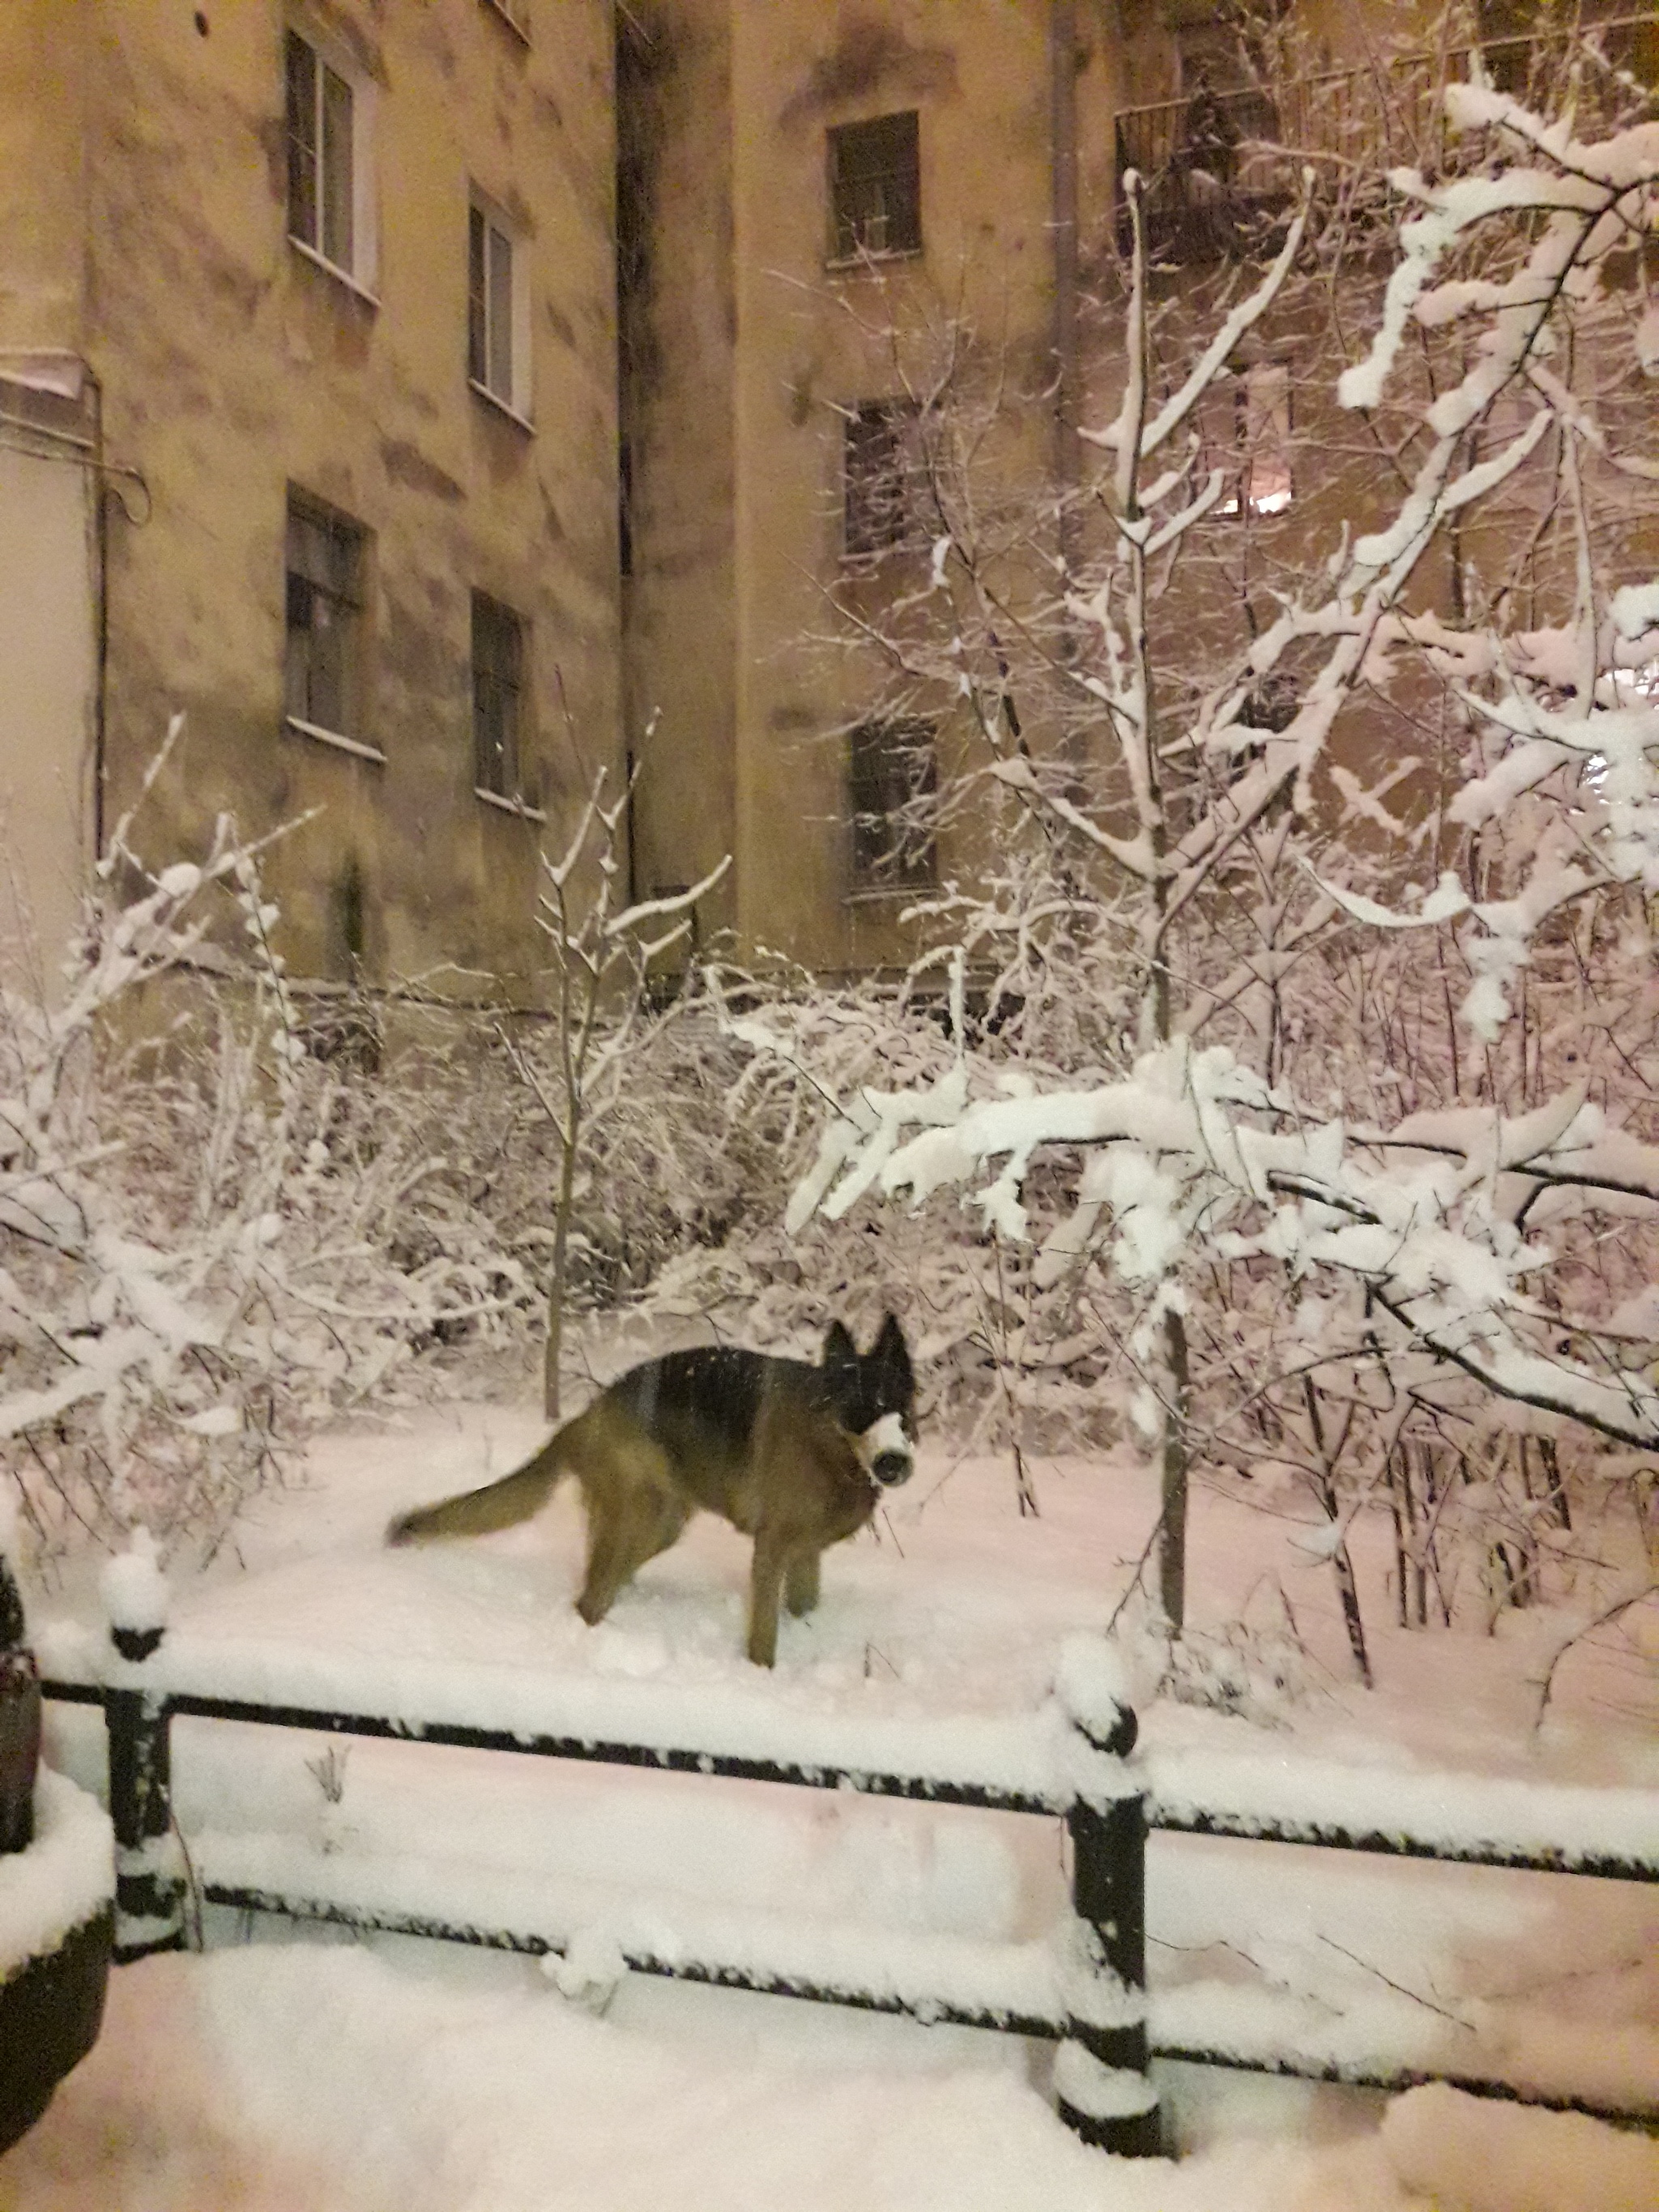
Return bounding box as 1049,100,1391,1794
784,1549,821,1619
575,1477,692,1627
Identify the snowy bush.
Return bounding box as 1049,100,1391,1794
0,749,810,1558
0,756,544,1558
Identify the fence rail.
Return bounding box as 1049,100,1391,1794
41,1621,1659,2152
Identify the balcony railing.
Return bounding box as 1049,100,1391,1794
1113,11,1655,262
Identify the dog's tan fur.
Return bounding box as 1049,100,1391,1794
386,1324,915,1666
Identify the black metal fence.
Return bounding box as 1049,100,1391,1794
43,1620,1659,2156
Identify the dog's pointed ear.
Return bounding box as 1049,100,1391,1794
872,1312,913,1389
822,1319,858,1370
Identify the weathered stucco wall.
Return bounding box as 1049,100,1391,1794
627,0,1098,974
6,0,622,1003
618,0,740,934
731,2,1056,974
0,382,97,988
0,6,92,355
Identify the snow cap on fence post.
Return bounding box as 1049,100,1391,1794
1054,1634,1137,1758
100,1529,183,1960
100,1528,169,1665
1054,1634,1160,2158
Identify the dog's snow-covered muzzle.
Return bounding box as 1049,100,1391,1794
854,1412,915,1490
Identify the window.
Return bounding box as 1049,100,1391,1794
849,718,937,892
469,199,530,420
843,400,923,559
828,111,921,262
471,591,530,804
1205,363,1291,518
284,495,369,748
285,28,369,286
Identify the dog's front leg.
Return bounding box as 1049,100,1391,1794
747,1530,788,1667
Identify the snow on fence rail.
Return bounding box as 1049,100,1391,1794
40,1619,1659,2150
1145,1745,1659,1882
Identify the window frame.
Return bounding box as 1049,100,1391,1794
827,110,923,266
847,716,939,897
284,25,377,298
284,492,379,760
468,194,533,426
471,590,543,816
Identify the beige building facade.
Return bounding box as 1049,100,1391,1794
2,3,1651,995
1,0,621,1003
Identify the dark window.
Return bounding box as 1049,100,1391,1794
1477,1,1654,98
472,591,526,799
285,29,356,272
284,496,365,737
843,400,921,558
829,111,921,261
850,718,937,891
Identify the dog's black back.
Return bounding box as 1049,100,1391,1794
608,1317,914,1462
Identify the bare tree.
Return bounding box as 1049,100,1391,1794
751,45,1659,1660
501,769,727,1420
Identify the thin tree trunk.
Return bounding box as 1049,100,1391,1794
543,1115,581,1423
1157,1306,1191,1630
1303,1375,1372,1686
1387,1448,1410,1629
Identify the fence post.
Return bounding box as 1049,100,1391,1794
1055,1639,1161,2157
105,1605,185,1963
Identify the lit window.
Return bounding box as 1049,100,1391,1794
469,200,530,420
850,718,937,892
285,29,368,283
285,495,368,743
1209,363,1292,518
829,112,922,262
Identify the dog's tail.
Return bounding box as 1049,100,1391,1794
386,1436,567,1547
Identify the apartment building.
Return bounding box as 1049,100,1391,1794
618,0,1656,974
0,0,620,1001
2,3,1649,994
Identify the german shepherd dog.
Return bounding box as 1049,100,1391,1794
386,1316,917,1667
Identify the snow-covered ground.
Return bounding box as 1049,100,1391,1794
6,1396,1658,2210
